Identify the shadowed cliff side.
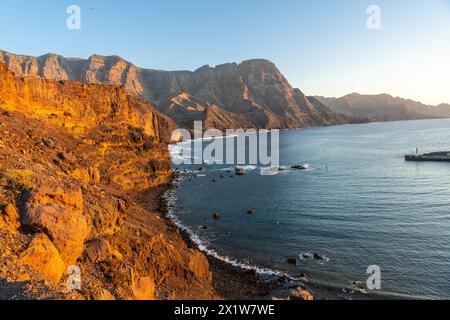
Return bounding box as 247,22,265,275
0,62,215,300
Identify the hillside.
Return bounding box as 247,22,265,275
0,62,215,300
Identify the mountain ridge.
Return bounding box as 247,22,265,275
315,93,450,122
0,50,348,130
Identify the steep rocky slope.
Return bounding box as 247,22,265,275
315,93,450,122
0,50,347,130
0,62,214,300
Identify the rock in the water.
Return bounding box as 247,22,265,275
84,238,112,263
287,258,297,265
289,287,314,301
213,213,221,220
314,252,324,260
235,168,246,176
18,233,66,283
246,209,256,215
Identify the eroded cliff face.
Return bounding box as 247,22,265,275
0,62,215,300
0,50,347,130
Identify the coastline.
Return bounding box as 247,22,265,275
157,166,399,301
158,179,284,300
158,171,330,300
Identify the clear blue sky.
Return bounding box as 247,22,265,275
1,0,450,105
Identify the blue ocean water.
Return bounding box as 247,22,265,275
168,119,450,299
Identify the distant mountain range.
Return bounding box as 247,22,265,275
315,93,450,122
1,49,449,130
0,50,346,130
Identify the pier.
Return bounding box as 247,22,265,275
405,151,450,162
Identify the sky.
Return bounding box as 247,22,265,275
1,0,450,105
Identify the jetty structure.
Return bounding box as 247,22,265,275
405,148,450,162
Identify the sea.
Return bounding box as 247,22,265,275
166,118,450,299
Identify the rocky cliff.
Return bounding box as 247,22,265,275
0,50,348,130
0,62,214,300
315,93,450,122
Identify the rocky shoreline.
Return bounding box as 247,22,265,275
161,166,398,301
160,170,317,301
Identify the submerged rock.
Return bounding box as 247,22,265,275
235,167,246,176
314,252,324,260
289,287,314,301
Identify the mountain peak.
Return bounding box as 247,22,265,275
0,49,347,130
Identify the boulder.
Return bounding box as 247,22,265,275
213,213,221,220
57,151,77,164
287,258,297,265
188,250,212,282
235,168,245,176
246,209,256,215
0,203,20,232
4,203,19,221
94,289,116,300
18,233,66,283
21,183,90,266
84,238,112,263
313,252,324,260
132,276,155,300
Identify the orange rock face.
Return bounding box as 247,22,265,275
132,276,155,300
0,62,216,300
21,182,90,266
18,233,66,283
0,204,20,232
188,250,213,282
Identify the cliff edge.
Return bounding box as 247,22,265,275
0,62,215,300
